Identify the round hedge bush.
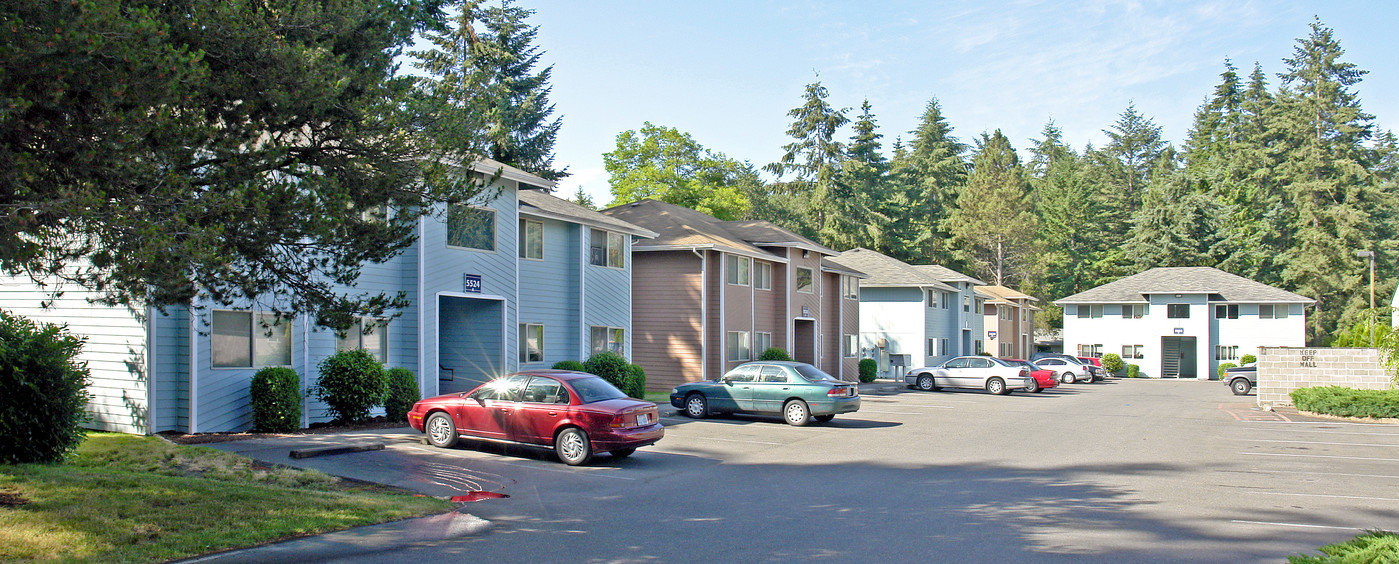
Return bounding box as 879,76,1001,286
623,363,646,399
1217,362,1237,379
759,348,792,361
384,367,420,422
583,351,630,392
858,358,878,383
315,349,386,424
551,360,586,372
1126,364,1140,378
250,366,301,433
1240,353,1257,365
1101,353,1125,374
0,310,91,463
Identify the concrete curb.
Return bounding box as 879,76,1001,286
288,443,385,459
178,511,491,563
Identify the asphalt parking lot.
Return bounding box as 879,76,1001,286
206,378,1399,563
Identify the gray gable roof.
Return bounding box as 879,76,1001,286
826,248,957,291
518,190,657,238
912,264,985,286
1054,267,1315,305
599,199,835,261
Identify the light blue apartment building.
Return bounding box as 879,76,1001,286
0,160,655,433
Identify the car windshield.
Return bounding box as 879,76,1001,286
569,376,628,404
794,364,838,383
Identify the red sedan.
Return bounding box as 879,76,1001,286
1005,359,1058,393
408,370,663,466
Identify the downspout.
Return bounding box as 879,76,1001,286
146,305,156,435
188,303,198,434
301,314,310,428
693,248,706,381
418,212,430,397
580,225,587,358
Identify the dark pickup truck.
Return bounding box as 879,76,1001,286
1224,364,1256,395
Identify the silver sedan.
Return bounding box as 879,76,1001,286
903,356,1034,395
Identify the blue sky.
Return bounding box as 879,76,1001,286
520,1,1397,204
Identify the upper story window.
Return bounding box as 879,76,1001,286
1123,304,1147,319
1167,304,1190,319
941,292,951,309
1258,304,1288,319
1077,305,1104,318
926,290,936,308
796,267,814,293
590,229,625,269
337,318,389,364
1214,304,1239,319
212,311,291,368
842,276,858,299
519,219,543,260
447,205,496,251
754,262,772,290
963,295,970,312
727,255,750,285
975,299,983,314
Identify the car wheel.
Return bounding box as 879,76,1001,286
783,399,810,426
916,374,936,391
1025,378,1040,393
986,377,1007,395
425,412,458,448
610,448,636,459
555,427,593,466
1231,378,1252,396
684,393,708,419
1060,371,1077,384
814,414,835,423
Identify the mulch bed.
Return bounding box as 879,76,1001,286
0,491,29,507
159,417,411,445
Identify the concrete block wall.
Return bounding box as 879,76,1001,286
1257,347,1394,407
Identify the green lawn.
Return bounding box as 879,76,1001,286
643,390,672,404
0,433,450,562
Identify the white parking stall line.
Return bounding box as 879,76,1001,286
1235,438,1399,448
1247,491,1399,503
1241,452,1399,462
1240,425,1399,437
859,409,930,415
1242,419,1399,429
693,436,787,446
1233,469,1399,480
1231,520,1362,531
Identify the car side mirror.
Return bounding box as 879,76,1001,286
721,378,732,386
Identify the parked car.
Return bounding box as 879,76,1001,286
904,355,1034,395
670,361,860,426
1033,357,1097,384
1077,356,1108,378
408,370,663,466
1224,364,1257,395
1030,352,1079,363
1005,359,1059,393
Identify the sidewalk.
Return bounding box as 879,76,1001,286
180,511,490,563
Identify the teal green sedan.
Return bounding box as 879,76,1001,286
669,361,860,426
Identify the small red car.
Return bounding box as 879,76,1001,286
1005,359,1058,393
408,370,663,466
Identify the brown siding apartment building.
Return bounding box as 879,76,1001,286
601,200,866,390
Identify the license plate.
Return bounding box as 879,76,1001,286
636,413,650,425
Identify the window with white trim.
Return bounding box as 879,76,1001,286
212,311,292,368
727,255,750,285
1167,304,1190,318
754,262,772,290
940,338,949,356
1215,304,1239,319
519,323,544,363
590,229,625,268
1122,344,1144,359
755,332,772,355
795,267,814,293
1215,345,1239,360
963,295,971,312
843,334,857,358
927,290,936,308
1077,343,1103,357
590,326,625,355
519,219,543,260
1123,304,1147,319
842,276,858,299
336,318,389,364
726,331,751,361
446,205,496,251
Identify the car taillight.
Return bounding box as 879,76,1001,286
828,386,853,397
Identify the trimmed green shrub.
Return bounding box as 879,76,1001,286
384,367,419,422
0,310,91,463
858,358,877,383
552,360,586,372
315,349,387,424
1288,530,1399,564
1217,362,1238,380
1290,386,1399,419
1126,364,1140,378
759,348,792,361
1102,353,1125,374
1240,353,1257,365
583,351,630,392
250,367,301,433
623,363,646,399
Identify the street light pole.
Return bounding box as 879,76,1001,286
1356,250,1375,346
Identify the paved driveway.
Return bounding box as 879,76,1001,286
207,379,1399,563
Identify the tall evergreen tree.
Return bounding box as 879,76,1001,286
825,100,891,250
1027,121,1104,328
1121,172,1228,270
766,80,848,235
1272,19,1384,344
417,0,565,181
943,131,1037,286
897,98,968,264
1099,102,1169,217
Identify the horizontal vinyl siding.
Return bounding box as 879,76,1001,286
632,251,703,390
822,272,841,377
842,283,860,380
519,219,581,366
0,275,150,434
584,228,632,357
706,251,724,380
153,307,189,432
